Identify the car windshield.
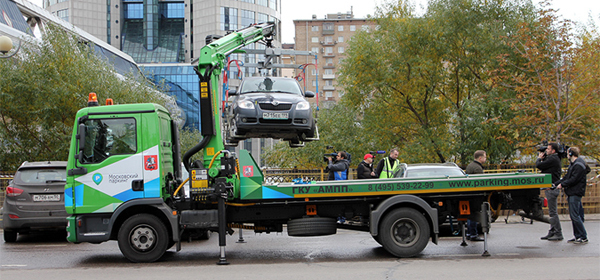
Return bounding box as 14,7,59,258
15,168,67,183
404,168,465,178
239,78,303,95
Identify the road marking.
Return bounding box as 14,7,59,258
34,244,67,248
2,265,27,267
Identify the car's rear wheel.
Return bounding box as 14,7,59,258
4,229,17,243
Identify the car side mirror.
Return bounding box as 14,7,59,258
228,89,238,96
304,91,315,98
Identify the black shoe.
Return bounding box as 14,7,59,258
567,238,577,243
541,232,554,240
574,238,588,244
548,234,563,241
469,236,484,242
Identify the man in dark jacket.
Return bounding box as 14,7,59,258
536,142,564,241
357,154,376,179
557,147,590,244
465,150,486,241
327,151,350,180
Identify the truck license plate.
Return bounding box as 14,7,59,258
33,194,61,202
263,112,288,119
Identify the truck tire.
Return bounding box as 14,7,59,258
287,217,336,236
118,214,169,263
379,208,430,258
4,229,17,243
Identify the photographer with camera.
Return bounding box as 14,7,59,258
327,151,350,180
357,153,377,179
536,142,564,241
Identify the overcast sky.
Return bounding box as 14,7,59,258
28,0,600,43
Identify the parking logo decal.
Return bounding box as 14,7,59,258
93,173,103,185
243,166,254,177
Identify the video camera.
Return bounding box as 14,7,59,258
536,141,569,159
322,146,352,163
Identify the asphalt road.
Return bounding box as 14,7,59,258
1,217,599,279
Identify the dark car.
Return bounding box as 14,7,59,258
1,161,68,242
225,77,317,147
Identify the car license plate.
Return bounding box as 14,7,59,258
263,112,288,119
33,194,61,202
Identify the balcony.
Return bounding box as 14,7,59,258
323,53,335,58
323,63,335,69
322,74,335,79
320,41,337,46
322,29,335,35
323,85,336,91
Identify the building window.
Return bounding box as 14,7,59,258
241,10,255,27
325,80,333,86
323,22,334,31
124,3,143,19
311,37,319,43
338,47,344,53
338,25,343,31
326,58,333,65
325,36,333,43
257,12,268,23
311,47,319,54
256,0,268,7
240,0,254,3
325,91,333,98
350,25,356,31
57,9,69,22
160,2,185,18
269,0,277,10
312,80,316,86
325,47,333,54
311,26,319,32
221,7,238,31
311,69,316,75
324,69,333,75
338,36,343,43
362,25,370,31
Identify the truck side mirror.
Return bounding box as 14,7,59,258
77,123,86,152
305,91,315,98
228,89,238,96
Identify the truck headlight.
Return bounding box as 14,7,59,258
296,101,310,110
238,100,255,109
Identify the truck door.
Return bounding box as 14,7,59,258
70,115,146,213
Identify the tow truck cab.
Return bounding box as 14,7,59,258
65,98,181,243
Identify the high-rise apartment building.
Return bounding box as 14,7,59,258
294,11,376,108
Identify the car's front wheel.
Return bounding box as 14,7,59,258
118,214,169,263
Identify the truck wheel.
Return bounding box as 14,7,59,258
379,208,430,258
118,214,169,263
287,217,336,236
4,230,17,243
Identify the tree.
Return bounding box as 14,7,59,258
338,0,537,164
0,24,176,170
492,1,600,160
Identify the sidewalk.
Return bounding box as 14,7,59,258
503,213,600,223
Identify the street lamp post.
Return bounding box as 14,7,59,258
0,35,21,58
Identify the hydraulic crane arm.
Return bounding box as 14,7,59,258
185,22,275,171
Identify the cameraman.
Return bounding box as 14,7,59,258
327,151,349,180
536,142,563,241
357,154,377,179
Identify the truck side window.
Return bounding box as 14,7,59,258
81,118,137,163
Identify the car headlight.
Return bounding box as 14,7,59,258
238,100,255,109
296,101,310,110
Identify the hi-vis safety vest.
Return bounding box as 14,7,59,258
379,157,401,179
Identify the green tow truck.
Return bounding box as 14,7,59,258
64,22,550,263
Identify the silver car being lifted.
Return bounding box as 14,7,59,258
1,161,68,242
